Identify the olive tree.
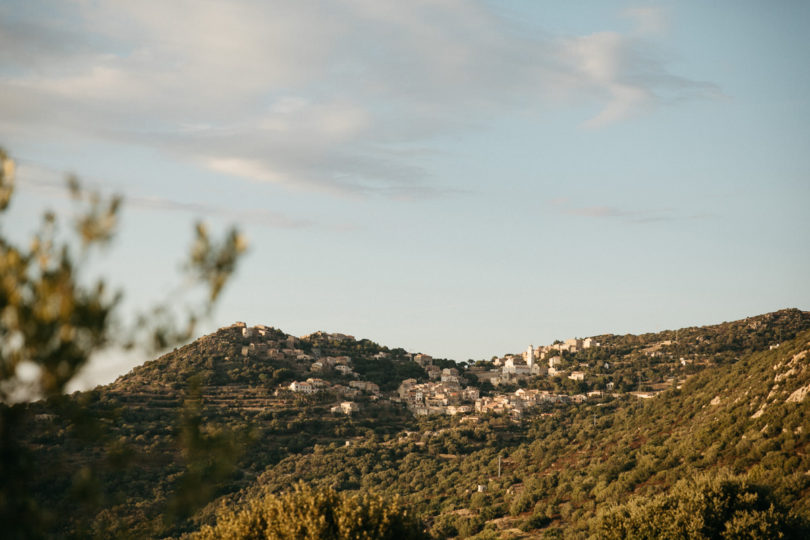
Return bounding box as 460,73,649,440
0,148,246,538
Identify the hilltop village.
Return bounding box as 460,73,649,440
223,321,697,420
22,309,810,539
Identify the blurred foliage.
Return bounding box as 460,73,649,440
0,148,13,210
192,482,429,540
0,148,246,538
163,376,246,530
188,222,247,303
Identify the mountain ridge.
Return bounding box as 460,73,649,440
109,307,810,389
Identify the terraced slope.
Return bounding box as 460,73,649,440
204,328,810,538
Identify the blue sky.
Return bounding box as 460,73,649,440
2,1,808,387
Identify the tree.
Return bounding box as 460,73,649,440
0,148,247,538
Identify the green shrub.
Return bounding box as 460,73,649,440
193,483,429,539
593,472,807,539
522,512,552,531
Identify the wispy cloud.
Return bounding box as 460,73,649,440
566,205,635,219
551,198,717,224
14,163,315,229
559,29,720,128
126,195,314,229
0,2,721,197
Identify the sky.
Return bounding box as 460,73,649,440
2,1,809,389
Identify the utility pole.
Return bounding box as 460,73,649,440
498,456,501,478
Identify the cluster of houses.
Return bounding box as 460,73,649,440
232,322,313,362
286,378,382,416
475,388,598,418
225,322,660,421
470,337,601,386
396,367,480,416
412,354,446,381
234,324,364,371
288,378,380,398
230,323,386,418
492,338,598,368
545,337,598,355
396,380,607,419
311,355,354,376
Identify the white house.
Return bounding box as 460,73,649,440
289,381,315,394
350,380,380,394
524,345,534,367
335,364,354,376
569,371,586,381
338,401,359,415
503,357,531,375
463,387,480,401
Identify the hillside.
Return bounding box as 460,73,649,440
201,325,810,538
20,323,432,537
11,309,810,538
